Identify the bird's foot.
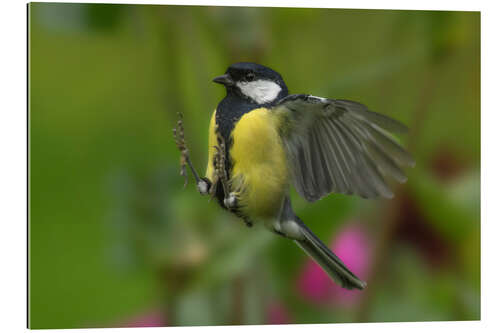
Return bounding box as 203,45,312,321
197,179,209,195
223,192,238,209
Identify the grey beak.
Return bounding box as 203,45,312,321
212,73,234,86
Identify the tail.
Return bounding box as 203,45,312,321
293,218,367,290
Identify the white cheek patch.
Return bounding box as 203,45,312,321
236,80,282,104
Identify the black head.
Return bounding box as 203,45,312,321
212,62,288,104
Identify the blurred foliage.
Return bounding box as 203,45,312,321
28,3,480,329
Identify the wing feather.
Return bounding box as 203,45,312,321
346,118,408,183
318,120,349,193
331,117,379,198
272,94,414,201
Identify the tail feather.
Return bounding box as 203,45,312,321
294,220,367,290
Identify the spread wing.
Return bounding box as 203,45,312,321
271,94,415,201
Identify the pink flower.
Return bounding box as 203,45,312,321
119,309,167,327
297,223,372,306
329,225,372,304
266,301,292,324
297,258,332,303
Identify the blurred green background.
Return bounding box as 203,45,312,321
28,3,480,329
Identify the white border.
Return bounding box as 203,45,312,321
1,0,498,332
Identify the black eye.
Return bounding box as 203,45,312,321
245,72,255,81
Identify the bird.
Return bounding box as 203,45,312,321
173,62,415,290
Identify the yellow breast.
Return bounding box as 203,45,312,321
205,110,218,182
229,108,289,220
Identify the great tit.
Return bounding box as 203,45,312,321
173,62,414,290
